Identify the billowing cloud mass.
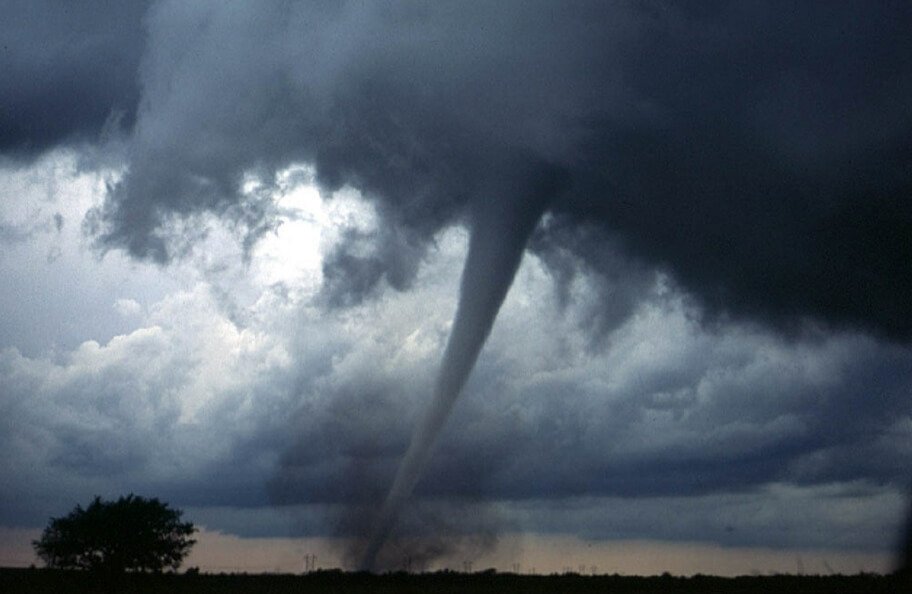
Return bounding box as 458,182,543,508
1,0,911,573
81,1,912,340
0,0,149,157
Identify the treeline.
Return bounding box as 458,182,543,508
0,567,904,594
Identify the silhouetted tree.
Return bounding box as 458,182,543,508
33,494,196,574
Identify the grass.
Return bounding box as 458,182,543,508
0,567,905,593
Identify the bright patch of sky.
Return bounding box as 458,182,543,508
0,153,382,357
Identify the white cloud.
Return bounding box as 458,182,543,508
113,298,143,317
1,152,911,562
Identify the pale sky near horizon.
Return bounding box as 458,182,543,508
0,526,893,576
2,1,911,575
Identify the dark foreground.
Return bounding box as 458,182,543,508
1,568,906,594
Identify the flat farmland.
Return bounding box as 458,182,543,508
0,568,904,594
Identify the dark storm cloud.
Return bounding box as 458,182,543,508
319,225,426,307
529,217,657,342
268,296,912,505
553,1,912,340
0,1,148,158
48,0,907,340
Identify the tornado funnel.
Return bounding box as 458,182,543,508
359,163,566,570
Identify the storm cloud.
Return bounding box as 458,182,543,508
3,1,908,336
64,0,910,341
0,0,148,158
2,0,912,573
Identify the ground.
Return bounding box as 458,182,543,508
0,568,904,594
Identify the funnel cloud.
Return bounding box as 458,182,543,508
359,161,566,568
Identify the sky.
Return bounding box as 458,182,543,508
1,0,911,575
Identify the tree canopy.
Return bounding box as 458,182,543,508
33,494,196,573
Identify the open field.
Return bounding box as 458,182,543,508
0,568,905,594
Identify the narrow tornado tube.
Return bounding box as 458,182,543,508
359,163,566,570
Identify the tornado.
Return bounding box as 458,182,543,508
359,164,566,570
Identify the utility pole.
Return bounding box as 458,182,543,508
303,554,317,573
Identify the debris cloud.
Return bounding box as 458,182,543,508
359,163,566,570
